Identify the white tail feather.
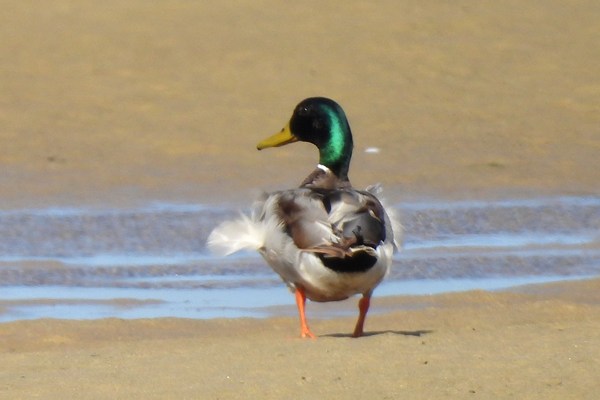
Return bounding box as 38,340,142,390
207,214,266,256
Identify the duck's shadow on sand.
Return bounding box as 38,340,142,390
323,330,433,338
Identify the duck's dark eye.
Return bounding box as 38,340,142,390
298,105,310,116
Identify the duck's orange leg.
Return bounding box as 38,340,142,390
295,287,316,339
352,293,371,338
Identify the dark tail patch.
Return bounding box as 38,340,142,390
319,250,377,273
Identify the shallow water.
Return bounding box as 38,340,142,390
0,196,598,322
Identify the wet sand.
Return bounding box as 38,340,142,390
1,278,600,398
1,0,600,398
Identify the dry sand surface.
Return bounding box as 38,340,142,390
1,1,600,399
1,0,598,207
1,278,600,399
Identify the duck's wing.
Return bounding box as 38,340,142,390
324,189,388,248
265,188,393,270
266,189,335,251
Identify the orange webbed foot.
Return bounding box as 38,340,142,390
300,326,317,339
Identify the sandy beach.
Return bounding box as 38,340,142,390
1,278,600,398
1,0,599,398
1,0,598,208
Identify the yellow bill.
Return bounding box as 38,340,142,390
257,123,298,150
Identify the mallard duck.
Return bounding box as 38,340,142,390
208,97,401,338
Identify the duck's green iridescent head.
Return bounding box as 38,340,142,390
257,97,354,179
